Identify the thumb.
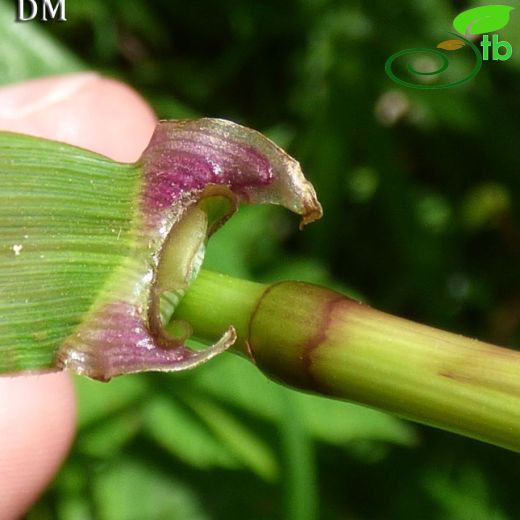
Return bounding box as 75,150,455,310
0,72,157,161
0,72,156,519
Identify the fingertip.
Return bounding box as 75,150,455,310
62,75,158,161
0,372,76,519
0,72,157,161
0,73,157,517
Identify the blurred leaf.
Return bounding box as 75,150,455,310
78,412,141,458
53,461,92,520
93,459,209,520
410,90,479,131
279,392,317,520
416,193,452,233
152,95,200,119
424,465,509,520
264,257,365,302
56,500,92,520
453,5,514,35
461,182,511,230
189,350,283,415
52,462,91,520
143,395,239,469
265,257,333,285
0,0,82,85
204,205,281,277
264,124,296,150
191,354,416,447
186,394,279,481
26,501,61,520
345,166,379,203
75,374,148,428
293,390,417,447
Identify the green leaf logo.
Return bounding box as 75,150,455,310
453,5,514,35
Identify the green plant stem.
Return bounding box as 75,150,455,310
175,269,520,452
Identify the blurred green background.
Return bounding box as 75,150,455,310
1,0,519,518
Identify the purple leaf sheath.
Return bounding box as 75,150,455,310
57,118,322,380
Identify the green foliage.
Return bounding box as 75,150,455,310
3,0,519,518
0,1,81,84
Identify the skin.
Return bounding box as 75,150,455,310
0,73,156,519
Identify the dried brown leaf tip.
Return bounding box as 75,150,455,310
57,118,322,380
